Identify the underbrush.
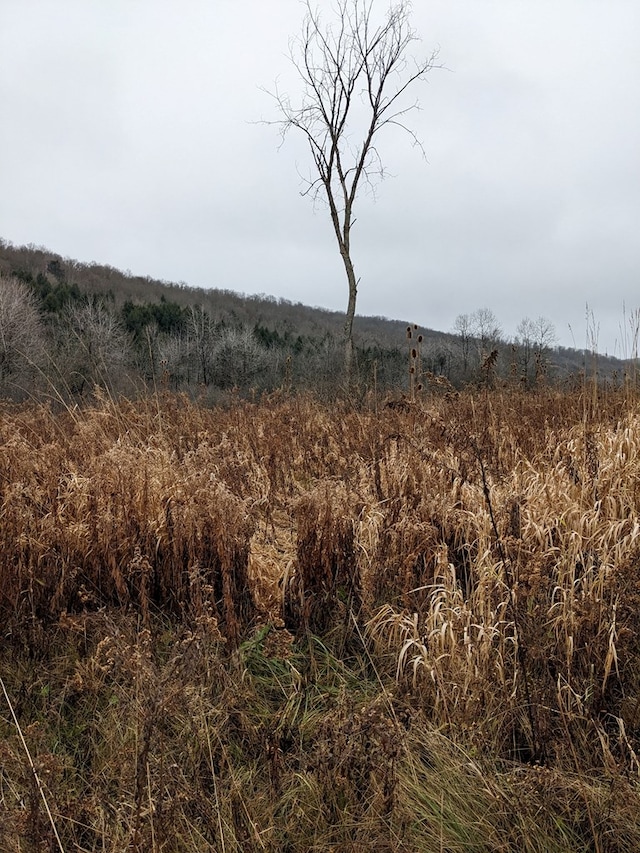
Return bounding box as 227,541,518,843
1,388,639,850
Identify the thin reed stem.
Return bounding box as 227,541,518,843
0,676,66,853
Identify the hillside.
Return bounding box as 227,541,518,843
0,237,632,401
0,237,413,344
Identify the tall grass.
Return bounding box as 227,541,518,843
1,388,640,850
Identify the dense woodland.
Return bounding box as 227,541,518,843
0,238,631,402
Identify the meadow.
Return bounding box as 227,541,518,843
1,386,639,851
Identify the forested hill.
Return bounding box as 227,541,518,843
0,238,416,347
0,237,628,401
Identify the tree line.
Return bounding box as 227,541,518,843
0,250,591,405
0,263,414,401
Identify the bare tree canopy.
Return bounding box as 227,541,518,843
0,274,45,396
265,0,439,377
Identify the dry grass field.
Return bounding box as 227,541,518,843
1,387,640,851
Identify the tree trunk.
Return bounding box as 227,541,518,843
341,251,357,382
331,197,357,382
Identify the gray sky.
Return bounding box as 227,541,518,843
2,1,639,355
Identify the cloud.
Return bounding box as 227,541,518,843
1,0,639,354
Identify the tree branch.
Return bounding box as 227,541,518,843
260,0,439,371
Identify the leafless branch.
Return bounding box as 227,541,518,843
261,0,440,375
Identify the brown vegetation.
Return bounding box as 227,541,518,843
1,388,640,850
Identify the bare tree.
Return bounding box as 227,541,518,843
515,316,536,386
62,300,132,394
471,308,502,353
0,274,46,396
516,316,557,387
531,315,557,383
211,327,269,390
453,313,474,376
266,0,438,377
186,305,217,386
532,315,557,351
158,331,191,389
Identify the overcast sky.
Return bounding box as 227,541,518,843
2,1,639,355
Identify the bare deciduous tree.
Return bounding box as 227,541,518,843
211,327,268,390
63,300,132,394
453,313,474,376
266,0,438,377
515,316,536,385
516,315,556,386
532,315,557,352
0,274,46,396
187,305,217,386
471,308,502,353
